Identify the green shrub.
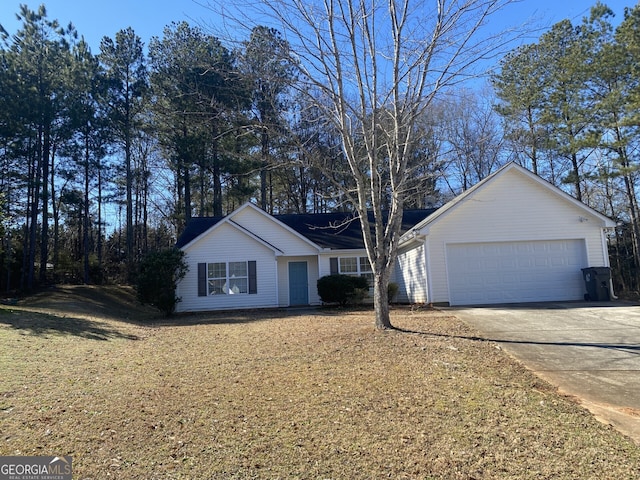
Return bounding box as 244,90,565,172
388,282,399,303
317,274,369,306
136,247,188,316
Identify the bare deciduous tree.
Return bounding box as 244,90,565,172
210,0,517,329
441,88,506,193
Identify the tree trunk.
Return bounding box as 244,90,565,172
527,106,538,175
39,124,50,284
213,153,222,217
125,125,134,281
212,129,222,217
373,269,392,330
175,169,184,230
97,165,103,283
183,161,192,223
51,144,59,283
181,122,192,223
260,127,269,212
621,167,640,273
28,134,41,291
21,222,29,291
571,152,582,202
83,132,90,284
142,161,149,254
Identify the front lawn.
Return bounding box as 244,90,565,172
1,286,639,479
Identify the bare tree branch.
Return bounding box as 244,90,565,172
205,0,519,328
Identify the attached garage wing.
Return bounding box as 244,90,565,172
446,240,587,305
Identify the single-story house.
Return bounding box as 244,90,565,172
175,162,616,312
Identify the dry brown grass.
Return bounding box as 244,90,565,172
1,286,639,479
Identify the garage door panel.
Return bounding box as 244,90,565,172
500,258,517,269
485,258,499,269
535,257,548,267
516,243,531,254
447,240,587,306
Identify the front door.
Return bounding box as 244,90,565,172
288,261,309,305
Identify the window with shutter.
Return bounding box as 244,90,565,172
198,261,257,295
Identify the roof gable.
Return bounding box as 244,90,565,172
405,162,615,238
231,203,322,252
175,215,283,253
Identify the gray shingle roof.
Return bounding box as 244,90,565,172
175,208,437,250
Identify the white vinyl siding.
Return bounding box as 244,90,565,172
425,168,608,304
177,204,323,312
176,222,278,312
395,243,427,303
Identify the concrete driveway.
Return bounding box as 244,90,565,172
447,301,640,445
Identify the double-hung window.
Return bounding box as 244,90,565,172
208,262,248,294
339,257,358,275
198,261,257,296
332,256,374,286
357,257,374,285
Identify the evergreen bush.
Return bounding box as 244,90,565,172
136,247,188,316
388,282,399,303
317,274,369,306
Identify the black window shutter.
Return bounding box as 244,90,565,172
197,263,207,296
248,261,257,294
330,257,338,275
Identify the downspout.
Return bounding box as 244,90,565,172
609,279,618,301
275,256,280,306
423,235,432,305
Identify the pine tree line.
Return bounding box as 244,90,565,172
492,3,640,293
1,3,639,295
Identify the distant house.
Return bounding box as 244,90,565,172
175,162,615,312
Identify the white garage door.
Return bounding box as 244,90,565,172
446,239,587,305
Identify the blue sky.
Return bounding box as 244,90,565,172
1,0,637,53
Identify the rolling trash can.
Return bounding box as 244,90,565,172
581,267,611,301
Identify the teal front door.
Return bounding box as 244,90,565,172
288,261,309,305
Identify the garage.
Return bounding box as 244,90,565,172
446,239,588,305
396,163,615,306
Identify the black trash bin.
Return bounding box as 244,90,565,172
581,267,611,301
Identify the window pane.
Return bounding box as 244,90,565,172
228,278,248,294
359,257,372,272
208,263,226,279
339,257,357,273
229,261,247,277
209,279,225,295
